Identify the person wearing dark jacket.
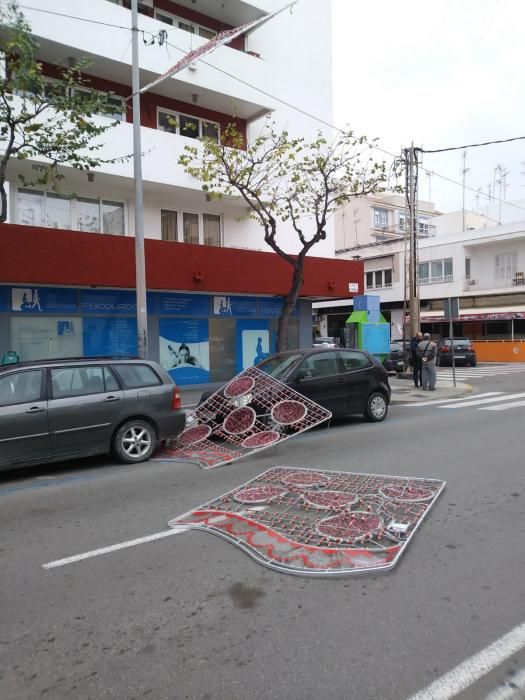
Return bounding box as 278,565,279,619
410,331,423,387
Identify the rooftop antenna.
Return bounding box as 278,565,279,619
475,187,482,208
461,151,470,231
426,170,433,208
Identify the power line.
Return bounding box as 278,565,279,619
16,3,140,32
421,135,525,154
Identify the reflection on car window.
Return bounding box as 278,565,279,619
104,367,120,392
297,352,339,378
339,350,370,371
258,354,301,380
112,364,161,389
0,370,42,407
51,367,106,398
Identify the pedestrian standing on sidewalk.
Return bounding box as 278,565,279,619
418,333,437,390
410,331,423,387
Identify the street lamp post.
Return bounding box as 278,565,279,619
131,0,148,359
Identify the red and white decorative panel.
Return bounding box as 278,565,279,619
153,367,332,469
168,467,445,576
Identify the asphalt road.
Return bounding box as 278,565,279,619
1,366,525,700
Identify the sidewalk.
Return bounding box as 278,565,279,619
179,377,472,409
389,375,472,404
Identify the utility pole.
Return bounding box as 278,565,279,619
404,144,420,338
131,0,148,359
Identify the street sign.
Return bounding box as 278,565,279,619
443,297,460,321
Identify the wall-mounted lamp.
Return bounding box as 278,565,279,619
327,281,336,290
87,172,95,183
352,255,362,261
67,56,76,68
193,271,204,281
192,93,199,104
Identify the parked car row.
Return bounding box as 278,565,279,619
0,358,185,471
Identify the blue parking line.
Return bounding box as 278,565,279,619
0,473,100,496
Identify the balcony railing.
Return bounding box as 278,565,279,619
463,274,525,291
419,274,453,285
365,282,393,290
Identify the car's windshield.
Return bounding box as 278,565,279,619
257,354,302,380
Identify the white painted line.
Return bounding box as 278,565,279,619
440,392,525,409
407,620,525,700
481,399,525,412
42,528,190,569
402,393,500,407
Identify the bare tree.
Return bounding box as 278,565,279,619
180,122,392,351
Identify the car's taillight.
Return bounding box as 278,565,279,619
467,345,474,352
171,386,181,410
441,346,449,353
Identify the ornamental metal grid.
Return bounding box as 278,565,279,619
168,467,446,576
153,367,332,469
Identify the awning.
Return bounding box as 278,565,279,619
420,306,525,322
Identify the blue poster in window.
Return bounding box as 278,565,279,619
258,297,298,318
159,318,209,385
83,317,138,356
158,293,210,316
212,295,258,317
235,319,270,373
80,289,156,314
11,286,77,313
0,286,8,312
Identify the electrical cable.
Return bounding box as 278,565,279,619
420,135,525,154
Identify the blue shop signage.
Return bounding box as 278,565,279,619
0,286,8,312
212,295,259,317
258,297,299,318
158,292,210,316
80,289,155,314
83,317,138,356
11,286,77,313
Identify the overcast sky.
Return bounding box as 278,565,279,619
332,0,525,218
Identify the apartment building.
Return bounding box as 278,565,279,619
316,216,525,343
0,0,363,384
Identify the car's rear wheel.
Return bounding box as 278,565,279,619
364,392,388,422
112,419,156,464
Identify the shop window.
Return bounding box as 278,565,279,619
209,318,236,382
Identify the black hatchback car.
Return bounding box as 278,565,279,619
383,340,411,374
436,338,477,367
0,357,186,471
254,348,391,421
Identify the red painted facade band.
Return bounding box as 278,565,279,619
0,224,363,299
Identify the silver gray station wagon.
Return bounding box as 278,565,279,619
0,357,185,471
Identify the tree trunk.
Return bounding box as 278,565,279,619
276,260,304,352
0,182,7,223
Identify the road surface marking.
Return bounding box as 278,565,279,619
481,399,525,412
439,392,525,409
407,620,525,700
402,393,500,407
42,527,190,569
484,666,525,699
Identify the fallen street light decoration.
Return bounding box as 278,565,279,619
152,367,332,469
167,467,446,577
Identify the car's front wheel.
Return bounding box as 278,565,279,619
364,392,388,422
112,419,157,464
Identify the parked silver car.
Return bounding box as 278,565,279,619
0,357,185,471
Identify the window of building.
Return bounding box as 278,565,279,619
16,188,125,235
418,217,429,236
158,108,220,142
161,210,178,242
495,252,517,283
465,257,471,279
160,209,221,246
73,87,126,121
154,9,217,39
419,258,453,284
373,208,388,228
366,268,392,290
183,212,199,244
